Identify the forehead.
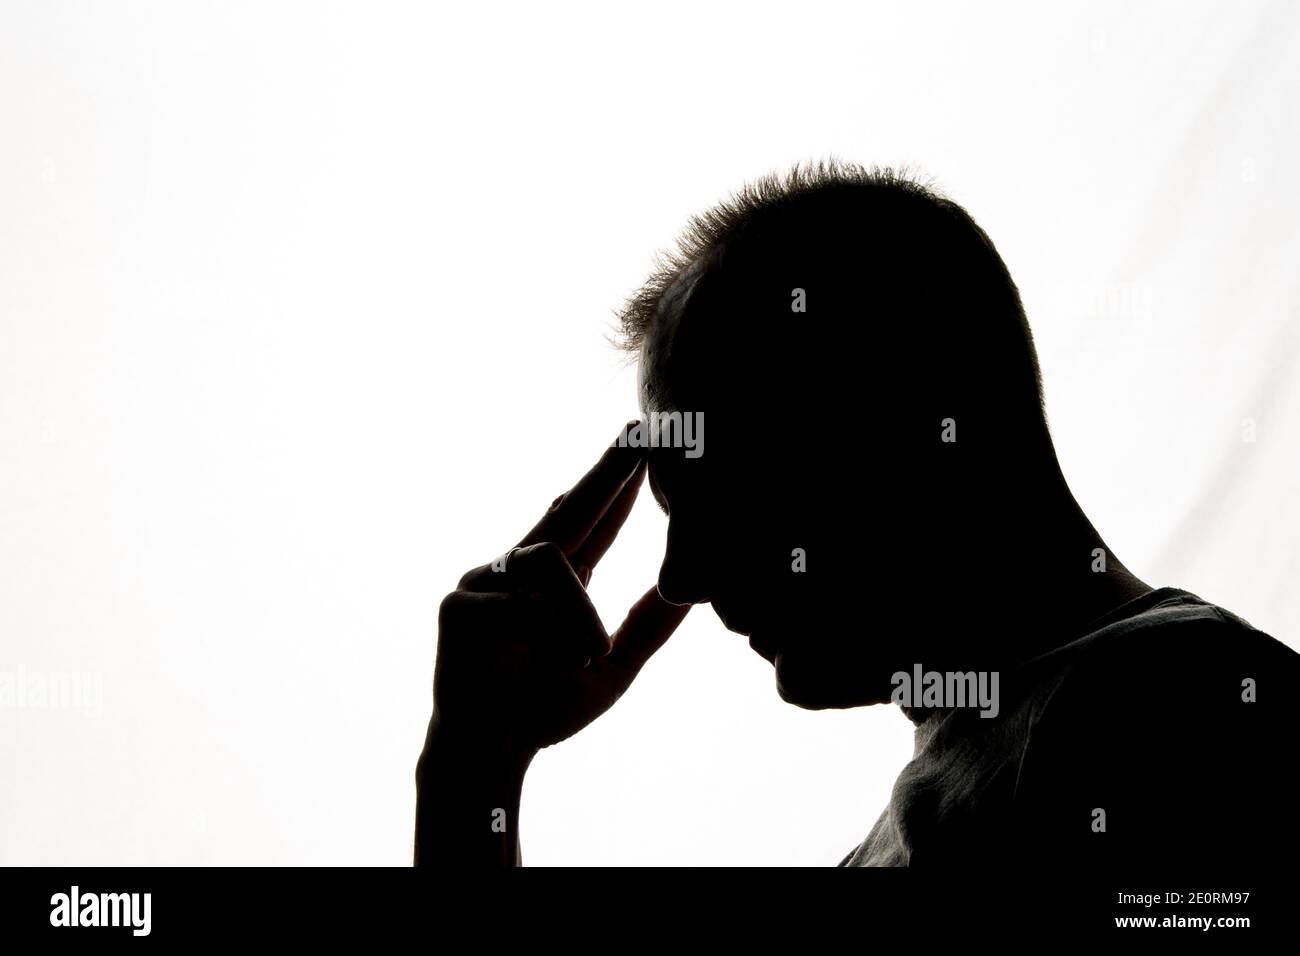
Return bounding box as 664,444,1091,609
637,254,714,413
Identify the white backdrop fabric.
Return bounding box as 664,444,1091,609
2,1,1296,865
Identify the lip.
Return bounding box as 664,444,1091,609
714,599,780,661
711,601,751,637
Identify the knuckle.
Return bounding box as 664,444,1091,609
527,540,566,568
437,591,464,629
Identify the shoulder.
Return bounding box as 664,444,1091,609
1038,596,1297,725
1012,588,1289,715
1012,595,1299,866
1027,592,1300,761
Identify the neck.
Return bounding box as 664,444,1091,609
1010,505,1151,654
899,480,1153,728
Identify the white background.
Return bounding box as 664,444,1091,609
2,1,1296,865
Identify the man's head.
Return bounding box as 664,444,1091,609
618,160,1062,709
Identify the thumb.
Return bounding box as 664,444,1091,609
603,587,691,673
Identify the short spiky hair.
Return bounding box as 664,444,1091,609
613,159,944,357
611,157,1045,428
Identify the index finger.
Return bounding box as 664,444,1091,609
515,422,645,555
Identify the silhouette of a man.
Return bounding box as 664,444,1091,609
417,161,1300,868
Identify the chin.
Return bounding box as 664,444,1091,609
773,653,892,711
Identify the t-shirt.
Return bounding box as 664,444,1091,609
838,587,1300,868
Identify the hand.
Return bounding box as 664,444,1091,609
429,424,691,759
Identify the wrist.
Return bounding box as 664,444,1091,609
417,714,536,784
